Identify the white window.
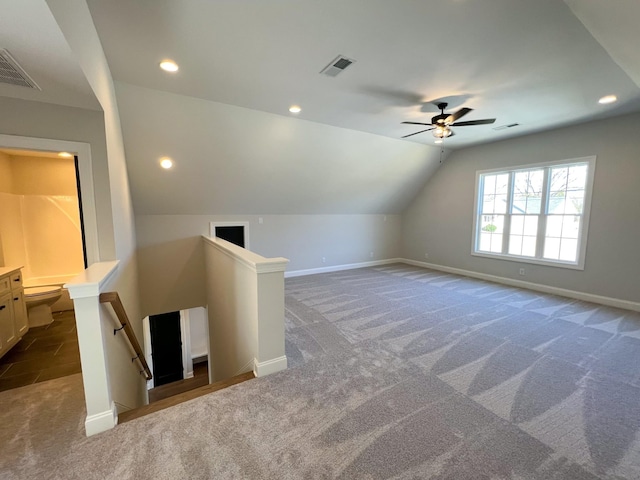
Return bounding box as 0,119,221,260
473,156,595,269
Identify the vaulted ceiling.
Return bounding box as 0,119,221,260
86,0,640,148
2,1,639,148
1,1,639,215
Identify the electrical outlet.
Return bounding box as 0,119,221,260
425,253,429,259
370,252,374,258
258,217,263,224
322,257,326,263
519,268,525,276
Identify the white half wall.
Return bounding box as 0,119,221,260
402,111,640,304
203,236,288,382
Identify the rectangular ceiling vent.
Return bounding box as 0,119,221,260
493,123,520,131
0,49,41,90
320,55,356,77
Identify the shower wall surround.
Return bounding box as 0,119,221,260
0,152,84,281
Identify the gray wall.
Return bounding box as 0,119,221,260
402,112,640,303
136,214,401,316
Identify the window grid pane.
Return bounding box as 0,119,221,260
478,214,505,253
475,161,590,266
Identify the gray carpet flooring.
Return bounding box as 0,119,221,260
2,264,640,479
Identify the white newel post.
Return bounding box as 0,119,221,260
65,261,120,436
254,259,289,377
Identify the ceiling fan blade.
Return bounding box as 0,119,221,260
402,128,434,138
451,119,496,126
445,107,472,125
401,121,433,126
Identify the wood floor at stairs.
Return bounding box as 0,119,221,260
148,362,209,403
118,371,256,424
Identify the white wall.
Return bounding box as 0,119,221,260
188,307,208,359
402,112,640,303
47,0,137,262
135,214,401,316
114,82,442,216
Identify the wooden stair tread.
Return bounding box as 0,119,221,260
118,371,255,424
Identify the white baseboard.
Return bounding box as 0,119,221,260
401,258,640,312
254,355,288,377
85,402,117,436
283,256,640,313
285,258,402,278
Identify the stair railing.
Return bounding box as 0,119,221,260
99,292,153,381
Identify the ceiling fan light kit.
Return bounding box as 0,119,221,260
433,126,453,138
401,102,495,140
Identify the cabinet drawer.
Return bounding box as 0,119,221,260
10,273,22,289
0,293,17,352
0,277,9,296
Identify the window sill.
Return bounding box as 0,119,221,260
471,251,585,271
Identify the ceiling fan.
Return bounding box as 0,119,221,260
401,103,496,139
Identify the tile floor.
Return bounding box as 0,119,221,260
0,310,81,392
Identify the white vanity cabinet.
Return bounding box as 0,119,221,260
0,267,28,359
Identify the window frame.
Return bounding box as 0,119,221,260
471,156,596,270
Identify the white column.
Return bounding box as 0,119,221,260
253,260,289,377
65,261,119,436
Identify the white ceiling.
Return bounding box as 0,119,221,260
84,0,640,148
0,0,100,110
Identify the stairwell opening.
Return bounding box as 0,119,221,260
142,306,209,403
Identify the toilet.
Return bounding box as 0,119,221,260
24,286,63,327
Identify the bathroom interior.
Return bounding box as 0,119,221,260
0,147,85,391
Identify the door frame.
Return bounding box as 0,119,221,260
209,221,250,250
180,310,193,380
0,134,100,265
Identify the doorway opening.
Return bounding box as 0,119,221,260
143,307,210,403
210,221,250,249
0,146,89,392
149,311,183,387
0,134,99,267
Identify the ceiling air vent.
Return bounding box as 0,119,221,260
0,49,40,90
493,123,520,131
320,55,356,77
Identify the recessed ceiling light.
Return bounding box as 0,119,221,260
598,95,617,105
58,152,73,158
159,60,179,72
160,157,174,169
289,105,302,113
434,139,443,144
